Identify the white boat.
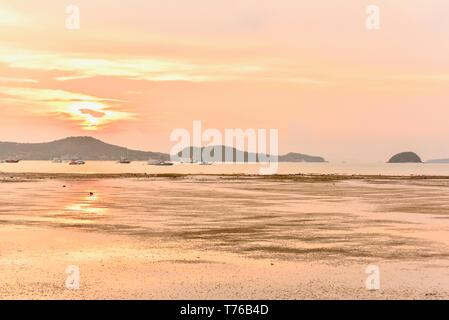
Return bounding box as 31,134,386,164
180,159,198,164
157,161,174,166
199,161,213,165
52,158,63,163
147,159,161,165
148,160,174,166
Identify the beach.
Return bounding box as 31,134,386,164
1,173,449,299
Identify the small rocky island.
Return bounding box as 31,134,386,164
388,152,422,163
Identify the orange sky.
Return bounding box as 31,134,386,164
1,0,449,161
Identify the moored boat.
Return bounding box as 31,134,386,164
148,160,174,166
5,159,20,163
118,157,131,164
69,160,85,165
180,159,198,164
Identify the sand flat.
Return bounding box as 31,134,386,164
1,175,449,299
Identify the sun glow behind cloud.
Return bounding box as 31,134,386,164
0,86,133,131
67,101,130,131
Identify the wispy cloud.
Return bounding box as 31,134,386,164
0,76,37,84
0,5,25,27
0,46,325,84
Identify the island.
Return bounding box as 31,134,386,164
426,158,449,164
0,137,326,163
388,152,422,163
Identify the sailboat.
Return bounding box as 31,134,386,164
118,156,131,164
118,151,131,164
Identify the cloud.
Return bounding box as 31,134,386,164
79,108,106,118
0,46,324,85
0,76,37,84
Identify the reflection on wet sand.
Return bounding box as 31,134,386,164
38,182,108,226
63,192,107,219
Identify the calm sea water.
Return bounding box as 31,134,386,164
1,161,449,175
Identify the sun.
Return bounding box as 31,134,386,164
65,101,133,131
67,101,108,131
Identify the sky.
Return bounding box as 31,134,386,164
0,0,449,162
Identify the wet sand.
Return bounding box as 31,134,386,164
1,173,449,299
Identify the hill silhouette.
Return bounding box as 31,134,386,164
0,137,168,161
176,146,325,162
0,136,326,162
388,152,422,163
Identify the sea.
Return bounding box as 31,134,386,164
1,161,449,176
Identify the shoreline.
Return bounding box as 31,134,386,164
2,171,449,181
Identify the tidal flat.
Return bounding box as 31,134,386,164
1,173,449,299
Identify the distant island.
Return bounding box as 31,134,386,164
426,158,449,164
279,152,325,163
388,152,422,163
0,136,326,163
176,146,325,163
0,137,169,161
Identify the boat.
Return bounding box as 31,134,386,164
5,159,20,163
157,161,174,166
69,160,85,165
118,151,131,163
199,161,213,165
52,158,63,163
180,160,198,164
147,159,160,165
148,160,174,166
118,157,131,164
